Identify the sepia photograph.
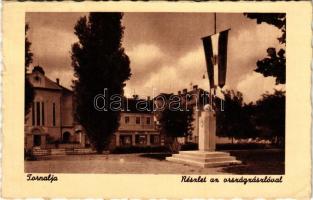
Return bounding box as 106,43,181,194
24,12,286,175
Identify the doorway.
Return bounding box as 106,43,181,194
33,135,41,146
63,132,71,143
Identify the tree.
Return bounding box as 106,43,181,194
25,24,34,116
216,90,257,142
245,13,286,84
71,13,131,153
255,48,285,85
254,90,285,147
157,94,194,153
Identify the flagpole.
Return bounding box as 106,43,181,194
202,13,231,107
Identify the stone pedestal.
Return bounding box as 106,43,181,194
166,105,241,168
166,151,241,167
198,108,216,151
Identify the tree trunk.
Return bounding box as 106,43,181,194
167,137,181,154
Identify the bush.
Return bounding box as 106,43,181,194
24,149,37,161
110,146,169,154
180,142,198,151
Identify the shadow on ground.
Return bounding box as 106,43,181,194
140,153,172,160
222,149,285,174
141,149,285,174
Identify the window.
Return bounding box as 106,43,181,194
146,117,151,125
32,102,35,126
52,103,56,126
135,135,147,145
136,117,140,124
120,135,132,146
125,116,129,124
151,135,160,144
36,102,40,125
41,102,45,125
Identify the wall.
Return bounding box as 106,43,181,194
119,113,156,132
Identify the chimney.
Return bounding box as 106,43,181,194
56,78,60,85
147,96,151,101
133,94,139,99
193,85,198,91
178,91,181,95
183,88,188,94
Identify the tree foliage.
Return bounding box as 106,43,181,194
255,90,285,146
216,90,257,140
25,24,34,116
245,13,286,84
217,89,285,147
255,48,285,84
245,13,286,44
71,13,131,153
159,107,194,138
157,94,194,152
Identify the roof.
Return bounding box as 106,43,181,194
27,73,72,93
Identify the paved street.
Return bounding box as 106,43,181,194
25,149,284,174
25,153,230,174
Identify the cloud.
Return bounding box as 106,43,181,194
127,44,164,66
124,47,209,98
26,12,285,101
226,19,283,87
31,27,77,58
48,68,75,89
126,43,166,79
236,72,285,103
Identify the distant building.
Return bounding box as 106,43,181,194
24,66,86,150
111,96,164,148
179,85,208,143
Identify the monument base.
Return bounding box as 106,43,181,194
166,151,241,168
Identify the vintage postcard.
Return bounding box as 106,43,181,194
2,1,312,198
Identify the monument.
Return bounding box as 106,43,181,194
166,105,241,167
166,13,241,167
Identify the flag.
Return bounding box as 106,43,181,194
202,29,229,89
218,30,229,88
202,36,214,89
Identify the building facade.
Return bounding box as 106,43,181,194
24,66,85,150
112,97,164,148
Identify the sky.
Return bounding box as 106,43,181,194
26,12,285,103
